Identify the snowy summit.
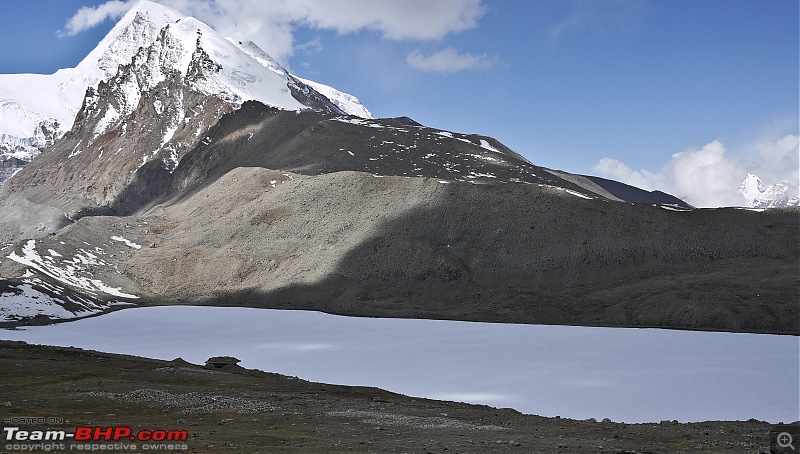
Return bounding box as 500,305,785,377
0,0,371,180
738,173,799,209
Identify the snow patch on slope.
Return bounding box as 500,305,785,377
0,284,87,322
0,275,133,323
7,240,139,299
2,283,98,323
296,77,373,119
111,236,142,249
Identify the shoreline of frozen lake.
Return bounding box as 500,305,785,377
1,306,797,424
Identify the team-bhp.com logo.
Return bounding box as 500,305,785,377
4,426,187,442
4,425,188,451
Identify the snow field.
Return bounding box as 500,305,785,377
3,306,796,424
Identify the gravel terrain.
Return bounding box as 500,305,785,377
2,167,796,333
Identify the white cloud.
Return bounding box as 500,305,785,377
594,135,800,208
63,0,486,64
296,37,323,55
594,157,662,192
280,0,484,40
59,0,132,36
407,47,498,73
661,140,744,207
754,134,799,167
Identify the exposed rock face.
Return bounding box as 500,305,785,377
0,118,63,183
1,13,347,219
0,153,26,182
0,3,186,184
7,70,234,216
205,357,241,369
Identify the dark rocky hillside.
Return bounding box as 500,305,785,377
0,34,796,334
2,163,797,333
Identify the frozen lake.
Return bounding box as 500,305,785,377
1,306,797,423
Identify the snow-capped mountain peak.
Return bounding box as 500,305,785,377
738,173,799,208
0,0,371,183
107,13,310,113
75,0,184,79
0,1,182,145
739,174,766,199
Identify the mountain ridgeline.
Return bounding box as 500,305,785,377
0,1,796,334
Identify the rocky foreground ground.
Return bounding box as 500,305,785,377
0,340,788,453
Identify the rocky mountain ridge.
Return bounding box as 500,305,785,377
0,0,370,183
0,1,796,335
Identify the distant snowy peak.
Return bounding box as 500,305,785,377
739,174,767,199
739,173,799,208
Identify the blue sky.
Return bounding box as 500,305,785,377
0,0,797,206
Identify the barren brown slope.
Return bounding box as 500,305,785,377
0,90,795,333
2,167,796,333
